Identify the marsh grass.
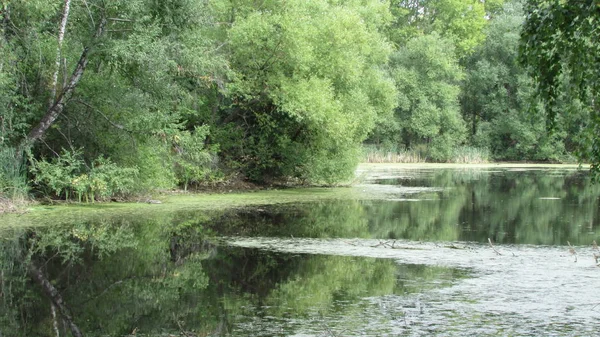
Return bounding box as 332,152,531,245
363,145,425,163
363,145,489,164
449,146,489,164
0,147,28,200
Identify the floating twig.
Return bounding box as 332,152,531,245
488,238,502,256
567,241,577,262
371,240,394,248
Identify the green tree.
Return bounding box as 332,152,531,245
387,0,494,56
220,0,396,183
520,0,600,174
0,0,226,195
381,33,466,161
461,1,569,161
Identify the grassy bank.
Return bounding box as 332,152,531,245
0,162,589,229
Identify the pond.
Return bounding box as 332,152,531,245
1,164,600,336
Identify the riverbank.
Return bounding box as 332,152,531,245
0,162,589,219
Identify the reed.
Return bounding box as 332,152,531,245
0,147,28,201
449,146,490,164
363,145,425,163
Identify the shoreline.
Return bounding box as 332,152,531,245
0,162,590,216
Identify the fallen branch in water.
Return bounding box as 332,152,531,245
370,240,397,248
567,241,577,262
488,238,502,256
342,240,357,246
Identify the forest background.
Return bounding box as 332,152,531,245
0,0,597,201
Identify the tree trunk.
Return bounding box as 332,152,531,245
22,17,106,149
51,303,61,337
49,0,72,106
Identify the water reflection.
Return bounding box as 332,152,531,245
219,168,600,245
0,217,463,336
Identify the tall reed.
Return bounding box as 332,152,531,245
0,147,28,200
363,144,490,164
448,146,489,164
363,145,425,163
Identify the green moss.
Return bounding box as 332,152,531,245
0,187,361,229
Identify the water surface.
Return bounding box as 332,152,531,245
1,165,599,336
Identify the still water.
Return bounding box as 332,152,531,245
1,165,600,336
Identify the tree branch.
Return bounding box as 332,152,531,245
73,99,128,131
488,238,502,256
23,17,107,148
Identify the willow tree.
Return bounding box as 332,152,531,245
520,0,600,174
220,0,397,183
388,33,466,161
387,0,498,56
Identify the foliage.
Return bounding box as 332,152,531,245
383,33,466,161
387,0,495,56
0,146,28,199
222,0,397,183
461,1,571,162
0,0,229,196
1,0,596,198
0,0,399,192
172,126,221,190
520,0,600,173
116,140,177,192
30,150,138,202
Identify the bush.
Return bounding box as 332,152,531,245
172,126,222,190
118,140,177,192
30,149,138,202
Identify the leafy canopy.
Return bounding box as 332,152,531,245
520,0,600,173
225,0,397,183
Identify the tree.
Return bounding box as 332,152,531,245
220,0,396,183
1,0,397,196
461,1,569,161
0,0,226,195
380,33,466,161
387,0,495,56
520,0,600,174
